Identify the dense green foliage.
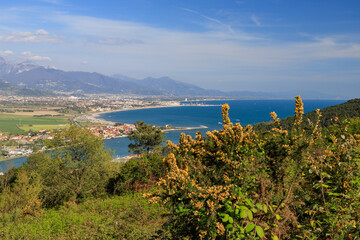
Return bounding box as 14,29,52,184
128,120,164,156
0,125,168,239
0,193,167,239
255,98,360,131
108,152,167,195
147,96,360,239
1,97,360,239
25,126,115,207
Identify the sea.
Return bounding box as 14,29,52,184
0,99,346,173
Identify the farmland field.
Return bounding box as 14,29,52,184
0,114,70,134
19,124,70,132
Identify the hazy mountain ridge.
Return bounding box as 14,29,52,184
0,79,54,97
0,58,344,98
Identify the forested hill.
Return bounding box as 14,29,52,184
0,79,54,97
254,98,360,131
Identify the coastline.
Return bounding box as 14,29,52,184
80,104,183,125
84,102,220,126
0,154,28,162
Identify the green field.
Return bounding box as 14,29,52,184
19,124,70,132
0,114,70,135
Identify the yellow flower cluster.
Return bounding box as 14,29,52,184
294,95,304,126
216,222,225,236
222,104,231,125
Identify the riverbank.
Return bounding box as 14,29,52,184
0,154,29,162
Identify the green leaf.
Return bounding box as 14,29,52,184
256,203,263,211
240,206,249,219
256,226,264,238
310,220,315,228
225,223,233,229
228,216,234,224
235,208,239,215
222,214,229,222
272,235,279,240
269,205,274,213
251,207,258,213
247,209,253,221
246,222,255,232
263,204,268,213
245,199,254,207
275,214,282,220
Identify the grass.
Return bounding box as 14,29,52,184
19,124,70,132
0,193,167,239
0,114,70,135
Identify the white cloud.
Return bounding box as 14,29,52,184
251,15,261,26
0,29,64,43
35,29,49,35
97,38,143,45
181,8,235,33
54,14,360,64
21,51,51,61
6,11,356,95
0,50,15,56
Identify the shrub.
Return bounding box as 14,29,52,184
147,96,360,239
108,152,166,195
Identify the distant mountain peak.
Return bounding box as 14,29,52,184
0,57,40,76
0,56,345,99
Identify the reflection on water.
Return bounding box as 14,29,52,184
0,156,28,173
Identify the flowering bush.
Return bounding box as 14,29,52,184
146,96,360,239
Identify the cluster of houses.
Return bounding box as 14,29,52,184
0,130,54,143
0,130,54,158
85,124,135,139
0,124,136,159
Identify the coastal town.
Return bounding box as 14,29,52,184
0,94,212,160
0,123,137,159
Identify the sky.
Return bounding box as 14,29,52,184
0,0,359,97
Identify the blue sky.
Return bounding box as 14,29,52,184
0,0,359,97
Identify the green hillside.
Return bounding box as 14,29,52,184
254,98,360,131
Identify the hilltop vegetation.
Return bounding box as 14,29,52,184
0,96,359,239
255,98,360,131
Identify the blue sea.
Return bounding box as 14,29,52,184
0,99,346,173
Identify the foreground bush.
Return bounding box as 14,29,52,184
0,193,167,239
0,125,117,214
107,152,166,195
147,96,360,239
26,125,116,207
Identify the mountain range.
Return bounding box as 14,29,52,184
0,79,53,97
0,57,343,99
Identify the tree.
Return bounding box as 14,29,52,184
26,125,114,207
128,121,164,156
